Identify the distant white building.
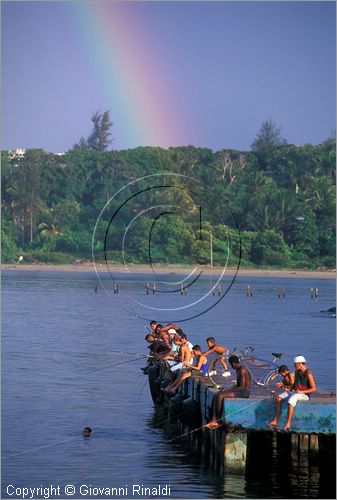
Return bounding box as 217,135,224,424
8,148,66,158
8,148,26,159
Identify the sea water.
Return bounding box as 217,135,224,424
2,270,335,498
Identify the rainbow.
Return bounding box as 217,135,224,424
71,2,186,149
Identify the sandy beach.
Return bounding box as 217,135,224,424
2,262,335,279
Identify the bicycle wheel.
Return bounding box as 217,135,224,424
265,371,283,392
207,363,234,390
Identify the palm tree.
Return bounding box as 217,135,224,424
251,119,287,151
6,150,47,244
304,176,336,216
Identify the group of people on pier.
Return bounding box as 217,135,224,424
143,320,317,432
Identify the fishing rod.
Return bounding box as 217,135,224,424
78,349,152,375
126,306,152,334
93,284,152,334
105,358,150,370
88,355,153,374
110,349,151,358
75,257,151,334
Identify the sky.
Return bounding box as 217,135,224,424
1,1,336,153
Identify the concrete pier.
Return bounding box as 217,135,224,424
150,365,336,473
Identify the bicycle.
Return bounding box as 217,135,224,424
232,345,284,393
207,353,234,390
207,345,285,391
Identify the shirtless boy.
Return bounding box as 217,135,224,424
205,337,231,377
163,345,208,394
205,355,251,429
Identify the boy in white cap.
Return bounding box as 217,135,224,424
267,355,316,431
162,329,181,361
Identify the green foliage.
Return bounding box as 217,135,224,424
87,110,113,151
22,251,73,264
251,230,289,266
146,215,195,265
1,220,21,262
290,213,320,259
74,110,113,151
240,231,256,262
1,138,335,269
54,229,92,255
251,119,287,151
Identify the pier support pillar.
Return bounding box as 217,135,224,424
309,433,319,462
224,432,247,472
291,432,299,459
299,433,309,455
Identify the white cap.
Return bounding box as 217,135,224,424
168,328,176,334
294,355,307,363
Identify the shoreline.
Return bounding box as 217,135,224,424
2,263,336,279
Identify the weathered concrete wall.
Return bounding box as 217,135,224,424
184,376,336,433
154,366,336,473
222,398,336,433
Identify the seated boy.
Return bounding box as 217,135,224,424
267,356,316,431
162,345,208,394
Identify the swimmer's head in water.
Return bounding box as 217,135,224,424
83,427,92,437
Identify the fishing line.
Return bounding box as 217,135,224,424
134,371,144,389
123,304,152,333
99,400,261,463
166,400,260,443
110,349,151,358
84,356,152,375
0,398,265,464
78,349,153,376
107,358,149,370
137,379,149,402
93,282,152,334
76,270,151,334
2,437,77,460
316,390,336,397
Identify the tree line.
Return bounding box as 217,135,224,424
1,116,335,269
